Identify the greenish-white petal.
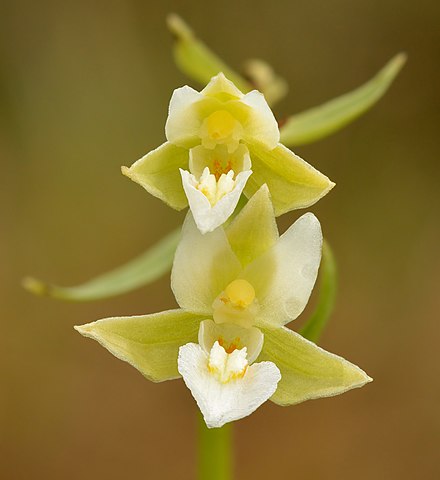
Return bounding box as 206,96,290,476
122,142,189,210
243,213,322,327
23,228,180,302
198,319,264,364
279,53,407,146
245,142,335,216
189,144,251,179
241,90,280,149
75,309,205,382
201,72,244,99
171,214,242,315
167,14,251,94
226,184,278,267
165,86,204,148
259,325,372,406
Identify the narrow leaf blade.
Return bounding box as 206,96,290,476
300,239,337,343
280,53,407,146
23,228,180,302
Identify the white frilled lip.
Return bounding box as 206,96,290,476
165,73,280,150
180,168,252,235
178,342,281,428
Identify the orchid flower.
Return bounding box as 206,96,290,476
122,73,334,234
75,186,370,427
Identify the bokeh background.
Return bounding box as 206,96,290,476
1,0,439,478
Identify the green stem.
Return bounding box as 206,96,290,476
198,414,233,480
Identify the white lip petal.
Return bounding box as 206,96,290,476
180,169,252,234
178,343,281,428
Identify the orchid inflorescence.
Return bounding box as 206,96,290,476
28,15,405,430
73,18,386,427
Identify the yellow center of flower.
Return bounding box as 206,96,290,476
212,279,259,328
217,336,241,353
207,341,248,383
212,158,233,181
223,279,256,309
205,110,237,141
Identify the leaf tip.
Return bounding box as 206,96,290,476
348,364,373,389
74,323,93,337
166,13,192,40
22,276,49,297
382,52,407,82
393,51,408,69
121,165,132,179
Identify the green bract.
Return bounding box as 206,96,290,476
279,53,407,146
167,13,252,95
76,186,371,410
123,73,334,234
167,14,288,106
23,229,180,302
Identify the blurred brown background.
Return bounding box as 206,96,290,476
1,0,439,478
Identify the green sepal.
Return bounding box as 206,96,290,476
75,309,206,382
122,141,189,211
279,53,407,146
167,14,251,94
300,240,337,343
23,228,180,302
226,185,278,267
245,142,335,216
259,326,372,406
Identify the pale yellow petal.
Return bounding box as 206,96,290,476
171,214,242,314
201,72,244,100
75,309,205,382
241,90,280,149
259,326,372,405
122,142,189,210
165,85,204,147
243,213,322,327
245,142,335,215
226,184,278,267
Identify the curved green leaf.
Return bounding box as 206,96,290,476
300,239,337,343
167,14,251,93
280,53,407,146
23,228,180,302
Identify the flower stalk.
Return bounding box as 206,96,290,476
198,413,232,480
